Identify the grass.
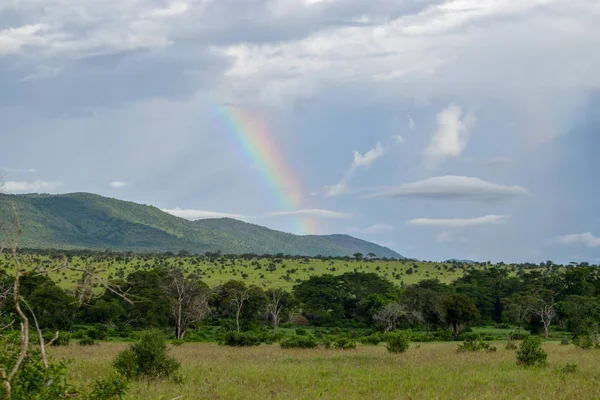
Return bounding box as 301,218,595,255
51,342,600,399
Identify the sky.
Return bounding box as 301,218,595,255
1,0,600,263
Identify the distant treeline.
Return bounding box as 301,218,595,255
1,251,599,342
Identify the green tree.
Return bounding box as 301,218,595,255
444,294,480,338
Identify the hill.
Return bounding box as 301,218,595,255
0,193,403,258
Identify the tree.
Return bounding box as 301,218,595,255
373,302,422,332
265,288,293,334
444,294,480,338
558,295,600,337
163,268,212,339
353,253,364,261
402,285,446,333
502,294,535,335
533,291,557,339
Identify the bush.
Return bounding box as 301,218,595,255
171,339,185,346
573,335,595,349
332,336,356,350
385,331,411,354
88,325,109,341
435,329,454,342
505,340,518,350
359,334,382,345
220,331,263,347
113,330,180,380
72,329,87,339
55,332,72,346
79,337,98,346
561,363,578,374
295,328,308,336
516,336,547,367
457,337,496,352
280,335,319,349
560,337,571,346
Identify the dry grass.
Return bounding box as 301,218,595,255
50,342,600,399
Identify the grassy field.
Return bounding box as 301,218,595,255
0,253,510,290
52,342,599,399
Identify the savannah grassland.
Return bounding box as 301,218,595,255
52,341,599,400
0,253,506,290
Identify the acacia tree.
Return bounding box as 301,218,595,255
163,268,212,340
444,294,480,338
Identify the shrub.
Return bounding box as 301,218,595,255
385,331,411,354
435,329,454,342
86,375,129,399
573,335,594,349
47,331,71,346
295,328,308,336
220,331,263,347
72,329,87,339
280,335,319,349
516,336,547,366
113,330,181,380
171,339,185,346
457,337,495,352
560,337,571,346
88,324,109,341
332,336,356,350
561,363,578,374
505,340,518,350
79,337,98,346
359,334,382,345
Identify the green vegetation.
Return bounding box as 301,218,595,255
0,193,401,257
48,342,600,399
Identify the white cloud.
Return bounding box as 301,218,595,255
0,167,36,173
352,142,385,168
162,208,246,220
0,24,52,55
327,141,385,197
2,180,61,193
109,181,129,188
346,224,394,235
264,209,352,219
553,233,600,248
392,135,406,145
408,115,415,130
407,214,506,227
424,104,474,168
148,1,189,18
436,231,468,244
369,175,531,202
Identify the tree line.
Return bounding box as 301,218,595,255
2,262,599,341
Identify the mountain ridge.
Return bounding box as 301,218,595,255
0,192,403,258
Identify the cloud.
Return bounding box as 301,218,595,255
553,233,600,248
436,231,468,244
368,176,531,202
346,223,394,235
263,209,352,219
407,214,506,227
0,167,36,173
392,135,406,145
409,115,415,130
326,141,385,197
424,104,475,168
2,180,62,193
352,142,385,168
109,181,129,188
162,208,246,220
0,24,53,55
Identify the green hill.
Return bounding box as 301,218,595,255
0,193,403,258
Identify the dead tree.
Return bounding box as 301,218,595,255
230,288,250,333
164,268,212,339
265,289,286,334
0,188,132,398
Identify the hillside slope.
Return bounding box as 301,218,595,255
0,193,403,258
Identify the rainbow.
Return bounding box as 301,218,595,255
211,102,316,234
